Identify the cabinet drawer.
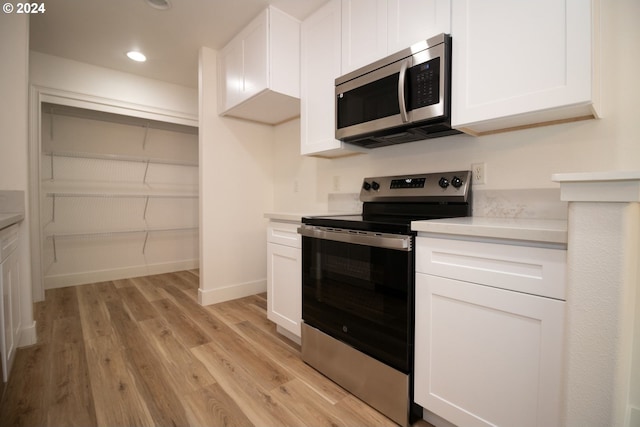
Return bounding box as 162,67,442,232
267,221,301,248
0,224,19,262
416,236,566,300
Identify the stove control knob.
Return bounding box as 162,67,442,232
451,176,463,188
371,181,380,191
362,181,371,191
438,177,450,189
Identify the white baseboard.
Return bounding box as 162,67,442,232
422,408,457,427
198,278,266,306
44,259,200,289
276,325,301,345
18,321,37,347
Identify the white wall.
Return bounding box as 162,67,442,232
273,119,327,212
198,47,275,305
30,52,198,120
0,14,36,346
0,17,29,200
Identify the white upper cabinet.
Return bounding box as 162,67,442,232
219,38,245,111
387,0,451,54
341,0,452,74
241,16,269,101
451,0,599,135
300,0,365,157
341,0,388,74
217,6,300,124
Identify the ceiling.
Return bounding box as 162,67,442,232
29,0,328,88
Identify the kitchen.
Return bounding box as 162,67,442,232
1,1,639,426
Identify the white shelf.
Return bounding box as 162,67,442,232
44,227,198,263
45,150,198,167
41,180,198,199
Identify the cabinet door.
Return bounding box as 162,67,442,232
301,0,341,155
218,40,244,112
218,9,268,113
267,243,301,337
1,250,19,383
341,0,388,74
242,10,269,100
9,250,20,355
414,273,565,427
268,6,301,99
451,0,595,133
387,0,451,54
301,0,363,157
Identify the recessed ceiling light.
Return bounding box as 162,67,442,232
145,0,171,10
126,51,147,62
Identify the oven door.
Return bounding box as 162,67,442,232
300,226,414,373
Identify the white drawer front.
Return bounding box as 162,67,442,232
0,223,19,262
416,236,566,300
267,221,301,248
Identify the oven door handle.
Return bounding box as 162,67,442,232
297,225,413,251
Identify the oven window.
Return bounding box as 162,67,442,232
336,73,400,130
302,237,413,373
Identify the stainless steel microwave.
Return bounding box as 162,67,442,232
335,33,459,148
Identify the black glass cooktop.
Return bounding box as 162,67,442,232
303,201,471,235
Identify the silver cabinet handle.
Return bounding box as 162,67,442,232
298,225,412,251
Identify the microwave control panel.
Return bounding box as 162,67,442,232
409,57,440,109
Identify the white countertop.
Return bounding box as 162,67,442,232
0,213,24,231
552,170,640,182
552,170,640,203
264,211,358,222
412,217,568,245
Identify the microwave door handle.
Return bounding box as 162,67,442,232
398,59,410,123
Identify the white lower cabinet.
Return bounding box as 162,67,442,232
414,236,566,427
1,224,21,383
266,221,301,340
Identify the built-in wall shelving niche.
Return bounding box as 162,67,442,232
40,102,199,289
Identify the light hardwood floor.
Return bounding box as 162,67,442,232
0,270,418,427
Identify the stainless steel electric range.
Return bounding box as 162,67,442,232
298,171,472,426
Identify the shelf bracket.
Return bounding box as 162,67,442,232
52,235,58,263
143,196,150,220
49,106,55,140
50,152,55,181
142,122,150,150
52,193,56,223
142,231,149,255
143,159,150,184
